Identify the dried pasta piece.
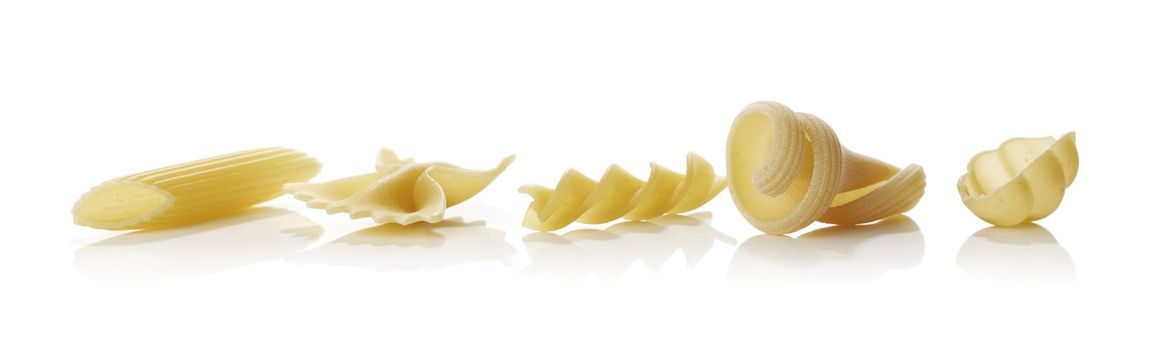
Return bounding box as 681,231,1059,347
958,133,1078,226
727,101,926,235
72,148,322,230
519,152,727,231
285,149,514,225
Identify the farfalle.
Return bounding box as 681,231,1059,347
284,149,514,225
519,152,726,231
726,101,926,234
958,133,1078,226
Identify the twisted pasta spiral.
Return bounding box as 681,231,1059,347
519,153,726,231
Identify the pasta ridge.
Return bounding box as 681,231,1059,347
727,101,927,234
72,148,321,230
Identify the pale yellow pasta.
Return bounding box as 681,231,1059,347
958,133,1079,227
72,148,322,230
727,101,926,235
519,152,726,231
285,149,514,225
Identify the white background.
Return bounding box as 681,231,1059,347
2,1,1170,349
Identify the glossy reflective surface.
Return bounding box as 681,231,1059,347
7,1,1170,348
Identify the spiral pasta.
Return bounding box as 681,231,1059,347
958,132,1078,226
519,152,726,231
284,149,514,225
72,148,322,230
727,101,926,234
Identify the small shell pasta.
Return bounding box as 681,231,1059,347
519,153,727,231
72,148,322,230
958,133,1079,226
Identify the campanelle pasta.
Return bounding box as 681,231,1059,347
72,148,322,230
519,152,726,231
958,133,1079,226
284,149,514,225
726,101,926,234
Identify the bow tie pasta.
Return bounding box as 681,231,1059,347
285,149,514,225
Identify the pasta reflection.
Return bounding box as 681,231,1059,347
522,212,735,281
288,218,514,272
956,224,1075,283
727,215,924,283
73,207,323,283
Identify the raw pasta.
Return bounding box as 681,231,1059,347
72,148,322,230
726,101,926,234
519,152,726,231
284,149,514,225
957,132,1078,226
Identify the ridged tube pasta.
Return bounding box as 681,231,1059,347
72,148,322,231
284,149,515,225
727,101,927,235
519,152,726,231
958,133,1078,227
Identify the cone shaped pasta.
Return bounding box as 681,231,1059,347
958,133,1079,226
72,148,322,231
519,153,727,231
284,149,514,225
727,101,926,235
